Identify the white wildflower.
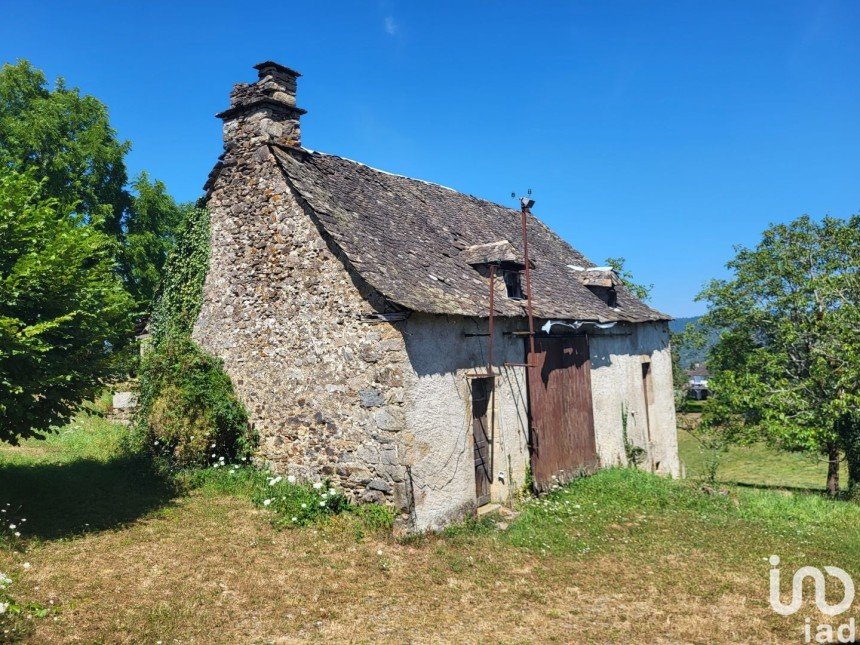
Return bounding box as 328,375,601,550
319,501,326,507
328,488,336,496
301,503,307,509
263,499,272,507
291,516,298,522
8,524,15,530
22,563,30,570
287,475,296,484
312,482,323,490
376,549,383,556
13,532,20,537
0,573,11,587
0,603,7,615
269,476,282,486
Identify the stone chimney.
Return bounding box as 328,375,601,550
216,61,306,152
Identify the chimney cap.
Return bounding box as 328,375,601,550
254,61,302,78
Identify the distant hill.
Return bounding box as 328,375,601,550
669,316,717,369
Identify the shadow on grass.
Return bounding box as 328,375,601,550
0,455,180,540
731,480,826,495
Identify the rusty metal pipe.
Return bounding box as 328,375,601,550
521,204,537,363
488,264,496,375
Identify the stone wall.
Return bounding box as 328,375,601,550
193,142,414,513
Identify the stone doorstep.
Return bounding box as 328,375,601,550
476,502,502,518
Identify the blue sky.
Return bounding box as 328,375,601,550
2,1,858,316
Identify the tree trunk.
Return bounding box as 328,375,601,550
826,444,840,496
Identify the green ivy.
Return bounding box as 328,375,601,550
137,208,254,466
148,205,211,344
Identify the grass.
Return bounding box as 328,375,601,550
678,425,849,491
2,413,860,641
0,416,178,541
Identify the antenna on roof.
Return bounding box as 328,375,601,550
511,188,533,200
512,189,535,210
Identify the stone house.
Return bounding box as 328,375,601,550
193,62,680,532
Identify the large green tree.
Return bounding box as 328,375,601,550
0,168,134,442
0,60,188,315
697,215,860,494
0,60,130,236
124,172,191,310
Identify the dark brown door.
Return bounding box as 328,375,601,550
472,378,493,506
527,336,598,491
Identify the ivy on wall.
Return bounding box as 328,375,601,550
137,207,255,466
148,205,212,344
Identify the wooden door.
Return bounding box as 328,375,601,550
471,378,493,506
527,336,598,491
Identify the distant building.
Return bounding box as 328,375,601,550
686,364,711,400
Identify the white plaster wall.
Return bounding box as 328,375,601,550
588,322,680,477
401,317,680,531
399,314,530,532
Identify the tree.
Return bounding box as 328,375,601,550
0,168,133,443
0,60,131,236
0,61,189,316
696,215,860,494
124,172,191,310
605,256,653,302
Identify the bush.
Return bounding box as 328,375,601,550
134,205,257,467
138,338,254,467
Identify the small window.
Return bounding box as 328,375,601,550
586,285,618,308
503,270,523,299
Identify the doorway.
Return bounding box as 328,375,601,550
471,377,493,506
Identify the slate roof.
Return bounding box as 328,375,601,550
270,144,669,323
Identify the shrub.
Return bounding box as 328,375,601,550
135,205,257,466
139,338,254,467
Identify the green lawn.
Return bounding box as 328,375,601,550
678,428,849,491
2,414,859,641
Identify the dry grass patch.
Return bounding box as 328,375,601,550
3,416,860,642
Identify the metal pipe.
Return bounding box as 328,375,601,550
488,263,496,375
521,204,537,363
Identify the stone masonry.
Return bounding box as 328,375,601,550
193,63,413,514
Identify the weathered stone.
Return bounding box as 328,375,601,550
112,391,137,410
358,389,385,408
373,409,403,432
367,478,393,494
193,69,411,513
